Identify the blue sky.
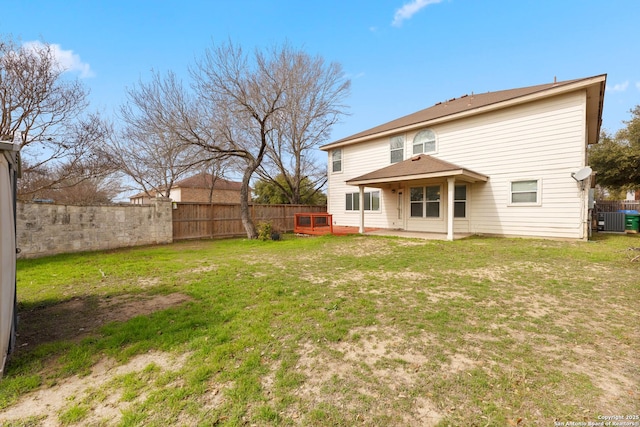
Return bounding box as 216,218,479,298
2,0,639,144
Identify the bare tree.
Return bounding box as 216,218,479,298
0,36,109,196
258,52,350,204
192,42,295,238
115,41,350,238
103,71,218,200
198,157,234,203
17,159,123,204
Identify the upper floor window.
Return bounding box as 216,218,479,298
510,179,539,204
390,135,404,164
332,149,342,173
412,129,436,155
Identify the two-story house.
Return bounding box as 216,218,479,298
321,75,606,240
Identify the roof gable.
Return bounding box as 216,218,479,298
322,74,606,150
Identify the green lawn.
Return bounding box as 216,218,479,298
1,233,638,426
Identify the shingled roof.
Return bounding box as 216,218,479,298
129,173,242,200
322,75,606,149
346,154,488,187
173,173,242,191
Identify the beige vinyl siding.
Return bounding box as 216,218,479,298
437,92,587,238
328,90,589,238
327,139,398,228
424,92,586,173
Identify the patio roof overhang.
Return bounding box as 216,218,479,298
346,154,488,188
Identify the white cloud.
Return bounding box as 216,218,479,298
392,0,444,27
606,81,629,92
636,82,640,91
346,72,366,80
23,41,94,78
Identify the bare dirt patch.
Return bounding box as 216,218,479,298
288,326,445,426
186,264,218,274
3,293,193,425
0,351,189,426
16,293,192,352
330,236,394,258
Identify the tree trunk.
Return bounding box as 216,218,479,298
240,166,257,239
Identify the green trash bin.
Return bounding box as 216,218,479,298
624,214,640,233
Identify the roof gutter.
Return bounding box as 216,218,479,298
322,75,607,151
347,169,489,187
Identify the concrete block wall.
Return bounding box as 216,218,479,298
16,198,173,259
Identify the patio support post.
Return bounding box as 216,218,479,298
447,177,455,241
359,185,365,234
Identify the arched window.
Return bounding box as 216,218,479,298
412,129,436,155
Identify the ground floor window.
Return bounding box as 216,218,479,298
454,184,467,218
346,191,380,211
510,179,539,204
410,185,440,217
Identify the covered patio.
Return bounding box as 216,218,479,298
346,155,488,241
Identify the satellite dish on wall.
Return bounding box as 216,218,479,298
572,167,592,182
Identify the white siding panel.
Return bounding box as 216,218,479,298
328,135,408,228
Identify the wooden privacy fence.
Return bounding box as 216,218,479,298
172,203,327,240
594,200,640,213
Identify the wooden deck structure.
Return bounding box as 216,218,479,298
294,212,333,235
294,213,381,236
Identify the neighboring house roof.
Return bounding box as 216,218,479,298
347,154,488,187
173,173,242,191
322,74,606,150
129,191,152,200
129,173,243,200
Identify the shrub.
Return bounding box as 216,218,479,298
257,222,278,241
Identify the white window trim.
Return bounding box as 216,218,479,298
332,149,343,174
508,178,542,206
409,185,442,219
345,190,381,213
454,184,467,219
390,135,405,164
